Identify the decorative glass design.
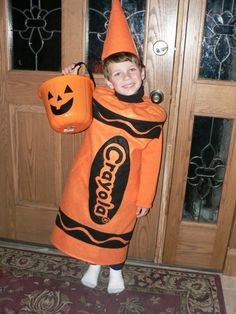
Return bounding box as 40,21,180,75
199,0,236,80
9,0,61,71
88,0,146,73
182,116,233,223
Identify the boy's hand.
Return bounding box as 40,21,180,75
62,63,81,75
136,207,150,218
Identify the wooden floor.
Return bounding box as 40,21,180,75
0,239,235,313
221,275,236,314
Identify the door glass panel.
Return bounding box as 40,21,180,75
199,0,236,80
8,0,61,71
182,116,233,223
88,0,146,73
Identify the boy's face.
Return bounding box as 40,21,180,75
106,61,145,96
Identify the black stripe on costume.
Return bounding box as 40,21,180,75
93,100,163,139
55,208,133,248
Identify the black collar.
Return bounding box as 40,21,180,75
115,84,144,103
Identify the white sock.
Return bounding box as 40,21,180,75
107,268,125,294
81,264,101,288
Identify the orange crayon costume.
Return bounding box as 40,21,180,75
51,0,166,266
51,86,166,265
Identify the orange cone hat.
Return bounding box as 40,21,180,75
101,0,138,60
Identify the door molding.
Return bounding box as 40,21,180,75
154,0,189,262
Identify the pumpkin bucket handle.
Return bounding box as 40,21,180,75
72,61,96,87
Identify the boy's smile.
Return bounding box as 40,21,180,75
106,61,145,96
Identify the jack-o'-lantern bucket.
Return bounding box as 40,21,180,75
38,62,95,133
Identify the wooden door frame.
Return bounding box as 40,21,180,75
0,0,11,238
224,206,236,276
153,0,188,262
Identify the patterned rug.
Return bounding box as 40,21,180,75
0,246,226,314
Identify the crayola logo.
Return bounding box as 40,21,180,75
89,136,130,224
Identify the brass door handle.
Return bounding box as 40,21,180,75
150,90,164,104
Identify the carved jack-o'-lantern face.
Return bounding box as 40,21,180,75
39,75,94,133
49,85,74,115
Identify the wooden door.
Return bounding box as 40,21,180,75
0,0,86,243
0,0,178,261
163,0,236,270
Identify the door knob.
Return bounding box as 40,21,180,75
150,90,164,104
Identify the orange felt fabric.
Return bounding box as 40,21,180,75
51,86,166,265
101,0,138,60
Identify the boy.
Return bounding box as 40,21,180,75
51,0,166,294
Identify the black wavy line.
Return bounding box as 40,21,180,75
55,208,133,248
93,100,163,139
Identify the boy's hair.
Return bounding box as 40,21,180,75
102,52,145,79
